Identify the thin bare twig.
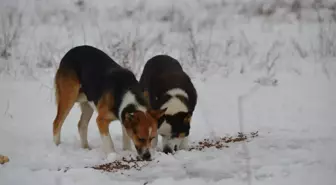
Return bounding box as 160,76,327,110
237,71,277,185
238,85,260,185
4,99,13,119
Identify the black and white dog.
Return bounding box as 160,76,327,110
139,55,197,154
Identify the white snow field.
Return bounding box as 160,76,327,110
1,0,336,184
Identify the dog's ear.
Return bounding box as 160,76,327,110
125,112,134,121
184,112,192,124
148,108,167,120
124,112,135,128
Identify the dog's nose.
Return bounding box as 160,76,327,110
142,151,151,161
163,146,173,154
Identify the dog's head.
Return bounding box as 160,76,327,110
159,111,193,154
123,108,166,160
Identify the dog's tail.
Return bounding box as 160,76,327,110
54,69,61,106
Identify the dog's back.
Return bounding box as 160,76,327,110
58,45,124,103
59,45,121,73
140,55,182,90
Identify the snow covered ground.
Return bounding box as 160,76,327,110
1,0,336,184
0,74,335,185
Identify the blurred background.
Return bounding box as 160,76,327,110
0,0,335,81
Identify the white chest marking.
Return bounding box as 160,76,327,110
148,127,152,136
166,88,189,99
160,88,189,115
161,97,188,115
158,121,172,136
118,91,147,120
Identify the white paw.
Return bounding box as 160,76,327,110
107,153,118,161
101,135,115,154
81,143,91,150
122,145,132,151
179,137,189,150
53,135,60,146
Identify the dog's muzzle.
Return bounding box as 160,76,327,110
136,147,152,161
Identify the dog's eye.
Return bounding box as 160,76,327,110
138,138,146,143
149,137,155,141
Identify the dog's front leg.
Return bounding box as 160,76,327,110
96,94,118,155
179,136,189,150
161,136,173,154
122,125,132,151
151,134,159,150
96,116,115,155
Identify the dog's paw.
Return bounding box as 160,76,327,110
82,144,91,150
0,155,9,165
163,146,174,154
107,153,118,162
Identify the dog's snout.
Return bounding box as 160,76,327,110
163,145,173,154
142,151,151,161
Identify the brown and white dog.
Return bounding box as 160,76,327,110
52,45,166,160
139,55,197,154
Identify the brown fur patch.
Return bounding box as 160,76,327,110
123,108,166,150
96,93,117,135
53,68,80,137
124,111,159,149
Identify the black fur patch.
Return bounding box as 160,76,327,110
159,112,191,138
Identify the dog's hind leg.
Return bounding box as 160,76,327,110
78,102,94,149
53,68,80,146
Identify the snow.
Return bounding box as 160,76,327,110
1,74,335,185
1,0,336,184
